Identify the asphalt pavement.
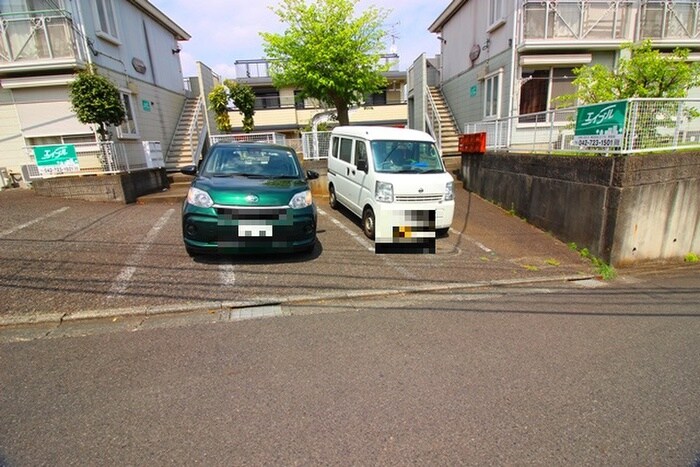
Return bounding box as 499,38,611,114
0,174,696,330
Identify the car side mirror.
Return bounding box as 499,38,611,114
181,165,197,176
357,158,368,173
306,170,319,180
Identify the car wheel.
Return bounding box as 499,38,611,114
328,184,338,210
362,207,375,240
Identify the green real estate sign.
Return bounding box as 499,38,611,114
573,100,628,148
33,144,80,176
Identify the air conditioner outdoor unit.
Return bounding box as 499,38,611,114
20,164,41,184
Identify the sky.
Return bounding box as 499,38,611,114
149,0,449,79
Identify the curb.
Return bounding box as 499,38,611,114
0,274,594,328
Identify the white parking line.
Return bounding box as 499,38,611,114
318,207,374,252
0,207,69,238
450,227,492,253
318,207,415,279
219,264,236,286
108,209,175,297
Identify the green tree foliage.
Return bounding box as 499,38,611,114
208,80,256,133
568,39,700,105
261,0,389,126
68,65,125,141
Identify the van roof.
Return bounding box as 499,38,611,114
330,126,436,142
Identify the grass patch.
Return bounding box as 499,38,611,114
545,258,561,266
569,245,617,280
522,264,539,272
684,252,699,263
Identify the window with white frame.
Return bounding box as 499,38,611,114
95,0,119,42
518,67,576,123
117,92,138,138
484,71,502,119
488,0,504,28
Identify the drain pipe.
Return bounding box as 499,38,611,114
506,3,520,150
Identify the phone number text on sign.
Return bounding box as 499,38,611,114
572,136,622,148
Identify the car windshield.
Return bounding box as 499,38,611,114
201,146,301,178
371,140,445,174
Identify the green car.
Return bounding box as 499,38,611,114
181,142,319,256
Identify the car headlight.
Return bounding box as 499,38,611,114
375,181,394,203
289,190,313,209
444,181,454,201
186,186,214,208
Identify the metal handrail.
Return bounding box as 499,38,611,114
425,86,442,150
188,96,205,165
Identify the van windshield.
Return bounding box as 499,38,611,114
371,140,445,174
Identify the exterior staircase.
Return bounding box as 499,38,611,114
165,97,206,170
428,86,461,157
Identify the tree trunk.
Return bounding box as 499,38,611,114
335,100,350,126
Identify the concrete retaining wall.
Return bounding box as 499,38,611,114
32,169,169,204
461,152,700,266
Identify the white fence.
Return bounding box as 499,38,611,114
23,141,156,179
301,131,332,160
210,132,286,145
465,98,700,155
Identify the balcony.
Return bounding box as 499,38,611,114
520,0,633,51
0,10,86,74
640,1,700,44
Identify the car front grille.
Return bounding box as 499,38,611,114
215,206,289,221
394,194,444,203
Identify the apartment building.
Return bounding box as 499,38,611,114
0,0,190,178
408,0,700,136
227,54,408,139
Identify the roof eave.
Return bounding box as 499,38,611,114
429,0,469,33
128,0,191,41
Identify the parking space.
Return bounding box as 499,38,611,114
0,187,593,321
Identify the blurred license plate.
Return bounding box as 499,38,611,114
238,225,272,237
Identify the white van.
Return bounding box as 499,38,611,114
327,126,455,239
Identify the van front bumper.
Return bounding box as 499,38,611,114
373,200,455,230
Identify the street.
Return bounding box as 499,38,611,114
1,273,699,465
1,187,699,465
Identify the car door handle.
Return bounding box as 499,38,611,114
347,167,355,176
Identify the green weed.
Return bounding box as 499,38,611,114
571,245,617,280
684,252,699,263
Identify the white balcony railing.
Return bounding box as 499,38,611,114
640,1,700,41
0,10,84,65
521,0,633,42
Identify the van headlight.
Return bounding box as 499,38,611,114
375,181,394,203
187,186,214,208
444,181,454,201
289,190,313,209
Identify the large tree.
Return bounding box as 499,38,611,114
261,0,389,126
569,39,700,104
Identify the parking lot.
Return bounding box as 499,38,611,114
0,186,593,322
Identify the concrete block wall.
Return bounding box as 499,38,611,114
32,169,169,204
461,152,700,266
